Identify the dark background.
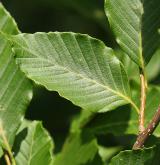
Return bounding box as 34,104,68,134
1,0,117,152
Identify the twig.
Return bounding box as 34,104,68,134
133,106,160,150
139,70,146,133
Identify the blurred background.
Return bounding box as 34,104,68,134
1,0,160,155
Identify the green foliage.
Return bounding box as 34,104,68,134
53,131,103,165
0,0,160,164
0,3,32,150
14,120,54,165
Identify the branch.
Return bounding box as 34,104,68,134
139,70,146,133
133,106,160,150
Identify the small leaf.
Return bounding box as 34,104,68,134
146,49,160,81
114,48,139,81
115,47,160,82
53,131,103,165
13,121,54,165
105,0,160,67
70,110,94,133
0,3,32,148
98,145,122,164
110,144,160,165
12,32,138,113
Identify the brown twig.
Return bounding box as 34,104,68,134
133,106,160,150
139,70,146,133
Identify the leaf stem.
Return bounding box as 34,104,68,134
139,68,147,133
4,152,11,165
129,99,140,114
0,124,16,165
133,105,160,150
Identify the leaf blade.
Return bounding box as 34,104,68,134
14,121,54,165
12,32,136,113
0,3,32,147
110,144,160,165
53,131,103,165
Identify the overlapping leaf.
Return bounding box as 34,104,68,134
0,3,32,148
110,144,160,165
53,131,103,165
114,48,139,81
115,47,160,82
12,32,137,113
98,146,122,164
105,0,160,67
74,86,160,136
13,121,54,165
146,49,160,81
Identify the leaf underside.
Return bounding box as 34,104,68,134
12,32,132,113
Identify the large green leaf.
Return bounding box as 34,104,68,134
53,131,103,165
11,32,138,113
75,86,160,136
0,3,32,149
105,0,160,67
110,145,160,165
13,121,54,165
